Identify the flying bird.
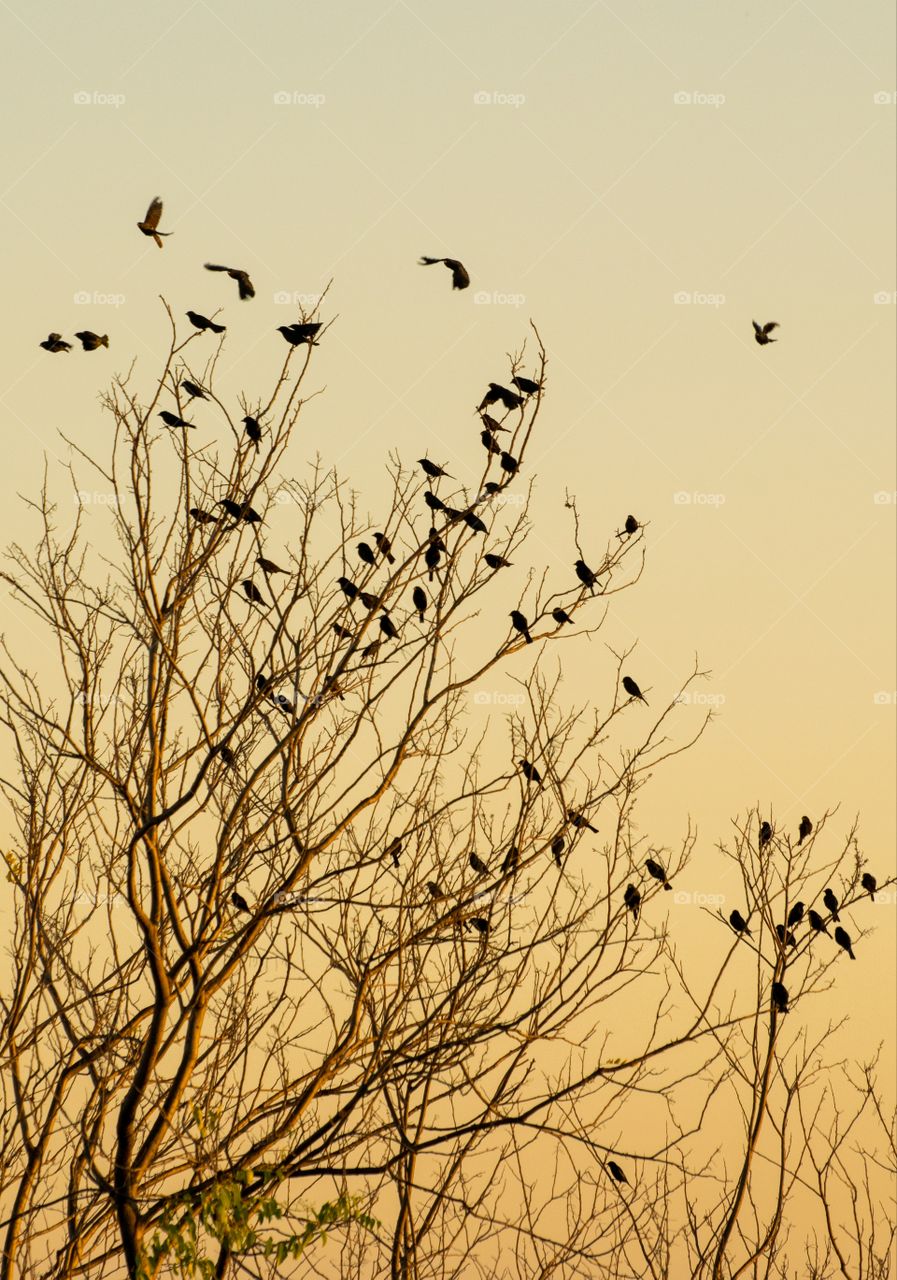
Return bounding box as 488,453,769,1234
645,858,672,890
180,379,206,398
159,411,194,429
752,320,779,345
759,821,773,850
624,883,641,921
807,909,830,936
419,458,451,480
412,586,427,622
798,815,812,844
469,853,489,876
729,909,751,936
137,197,171,247
186,311,226,334
552,608,573,626
39,333,71,353
567,810,598,833
775,924,797,949
771,981,790,1013
822,888,840,921
607,1161,629,1185
231,891,250,913
357,542,376,566
834,926,855,959
574,559,598,591
519,758,542,785
418,255,470,290
485,553,512,570
373,532,395,564
256,556,287,576
510,610,533,644
786,901,805,928
74,331,109,351
277,322,322,345
478,383,523,412
242,416,262,448
204,262,255,300
622,675,647,704
511,375,542,396
241,580,266,605
861,872,877,900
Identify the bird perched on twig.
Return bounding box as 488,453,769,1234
607,1161,629,1185
861,872,877,900
807,909,830,936
834,926,855,959
39,333,71,352
277,322,322,346
231,891,250,913
418,255,470,290
485,553,512,570
357,542,376,566
467,917,489,935
759,821,773,850
137,197,171,247
645,858,672,890
469,853,489,876
500,451,518,476
427,881,445,900
552,608,573,626
786,901,805,928
373,532,395,564
822,888,840,921
380,614,399,641
551,836,565,868
219,498,261,523
241,580,266,606
480,430,502,456
424,490,446,513
622,675,647,704
159,411,194,430
501,845,519,873
752,320,779,345
463,511,488,534
510,610,533,644
519,758,542,785
180,379,206,398
419,458,451,480
384,837,402,868
479,383,523,412
623,514,639,536
775,924,796,949
205,262,255,300
624,883,641,920
186,311,225,334
729,909,751,936
511,375,542,396
242,416,262,448
480,413,509,434
74,331,109,351
574,559,598,591
189,507,218,525
798,815,812,844
771,981,789,1013
567,810,597,833
412,586,427,622
256,556,288,576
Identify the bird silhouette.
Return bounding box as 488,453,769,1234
485,553,512,570
380,613,399,640
256,556,287,576
205,262,255,300
808,909,830,936
607,1161,628,1185
759,821,773,850
418,458,450,480
624,883,641,920
645,858,672,890
567,810,598,833
159,411,194,429
424,491,446,513
338,577,359,602
39,333,71,352
359,590,379,610
189,507,218,525
427,881,445,899
752,320,779,345
511,375,542,396
479,383,523,412
729,910,751,936
242,416,262,448
480,430,502,456
822,888,840,921
798,815,812,844
463,511,488,534
275,693,295,715
574,559,598,591
361,639,381,663
357,542,376,566
137,197,171,247
374,532,395,563
775,924,797,949
622,676,647,704
425,541,442,580
217,744,235,767
787,901,805,928
412,586,427,621
834,926,855,959
861,872,877,900
231,891,250,913
510,610,533,644
771,981,789,1013
467,917,489,935
519,758,542,784
241,580,266,605
218,499,261,523
551,836,565,868
480,413,509,434
418,255,470,290
469,853,489,876
624,514,639,536
277,322,321,345
180,379,206,398
385,837,402,867
74,330,109,351
500,451,519,475
552,608,573,626
332,622,353,639
186,311,225,334
501,845,519,873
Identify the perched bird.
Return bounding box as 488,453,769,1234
373,532,395,564
385,837,402,868
624,514,639,536
485,553,512,570
217,744,235,767
255,673,273,697
357,542,376,566
501,845,519,873
427,881,445,899
242,416,262,448
39,333,71,353
256,556,287,576
786,901,805,928
137,196,171,247
74,330,109,351
186,311,226,334
574,559,598,591
189,507,218,525
467,917,489,935
277,322,322,345
729,909,752,936
361,639,381,663
834,926,855,959
519,758,542,785
567,810,598,833
359,591,379,609
607,1161,628,1186
418,458,451,480
479,413,509,434
425,541,442,580
511,375,542,396
178,380,205,400
482,482,502,496
159,411,194,429
510,610,533,644
463,511,488,534
798,815,812,844
380,613,399,640
231,891,250,913
622,675,647,704
552,608,573,626
479,383,523,412
218,498,261,523
480,430,502,456
418,255,470,290
412,586,427,622
645,858,672,890
822,888,840,921
861,872,877,900
332,622,353,639
752,320,779,345
275,694,295,715
551,836,565,868
469,853,489,876
241,579,266,605
338,577,358,602
771,981,790,1013
775,924,797,949
424,490,446,513
500,451,519,475
759,821,773,850
204,262,255,300
624,883,641,921
808,909,830,936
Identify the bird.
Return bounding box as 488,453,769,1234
469,853,489,876
574,559,598,591
501,845,519,873
808,909,830,936
380,614,399,640
622,676,647,704
217,744,235,767
204,262,255,300
427,881,445,899
242,416,262,448
775,924,796,949
771,981,790,1013
39,333,71,353
798,815,812,844
480,430,502,456
861,872,877,900
275,694,295,715
337,576,359,602
551,836,565,868
519,759,542,785
500,452,519,476
357,542,376,566
482,482,502,496
485,553,512,570
332,623,353,639
645,858,672,890
186,311,226,334
759,821,773,850
418,458,450,480
241,580,266,605
607,1161,628,1185
137,197,171,247
189,507,218,525
463,511,488,534
822,888,840,921
361,639,381,663
834,926,855,959
412,586,427,622
418,255,470,290
255,673,273,698
74,331,109,351
373,532,395,564
567,810,598,833
552,608,573,626
623,514,639,536
231,891,250,913
256,556,287,576
425,541,442,580
424,491,446,513
359,591,379,610
384,837,402,868
786,901,805,928
511,375,542,396
218,499,261,523
624,883,641,921
509,610,533,644
479,413,509,434
467,917,489,935
729,910,751,936
179,379,206,399
277,322,322,345
479,383,523,412
159,411,194,430
752,320,779,345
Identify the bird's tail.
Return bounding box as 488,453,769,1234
419,257,440,265
100,335,109,347
210,322,226,334
663,882,672,891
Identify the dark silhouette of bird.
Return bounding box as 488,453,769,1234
361,639,381,663
74,331,109,351
137,197,171,247
231,891,250,913
485,553,512,570
808,909,830,936
277,322,321,345
424,490,446,513
798,815,812,844
771,981,789,1013
551,836,565,868
427,881,445,899
729,910,751,936
482,482,502,496
189,507,218,524
218,498,261,523
567,810,598,833
501,845,519,873
787,901,805,928
463,511,488,534
480,430,502,455
468,917,489,935
759,821,773,850
500,451,519,475
624,883,641,920
469,853,489,876
861,872,877,900
622,676,647,704
205,262,255,300
275,693,295,715
418,458,450,480
243,416,262,448
178,379,206,399
822,888,840,921
338,577,358,602
332,622,353,639
552,608,573,626
425,541,442,580
645,858,672,890
359,591,379,610
834,926,855,959
241,580,265,605
217,744,235,767
374,532,395,563
357,542,376,566
159,411,194,429
255,673,273,698
385,837,402,868
412,586,427,622
510,610,533,644
607,1161,628,1185
752,320,779,345
479,413,509,434
39,333,71,352
624,514,639,536
511,375,542,396
775,924,797,949
380,613,399,640
186,311,225,334
479,383,523,412
256,556,287,576
418,255,470,290
519,759,542,784
574,559,598,591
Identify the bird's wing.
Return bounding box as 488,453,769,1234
752,320,762,335
418,256,443,265
47,333,62,342
450,261,470,288
204,263,229,272
762,322,779,334
236,272,255,299
143,197,163,229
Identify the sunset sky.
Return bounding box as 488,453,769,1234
1,0,894,1062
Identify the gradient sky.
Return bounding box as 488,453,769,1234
1,0,894,1063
